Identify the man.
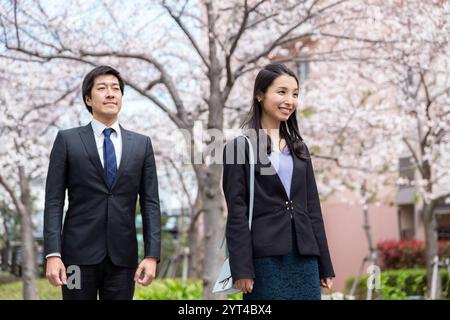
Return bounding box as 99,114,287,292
44,65,161,300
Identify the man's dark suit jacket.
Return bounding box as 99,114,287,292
44,123,161,268
222,135,335,281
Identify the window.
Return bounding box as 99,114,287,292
398,156,415,188
296,60,310,82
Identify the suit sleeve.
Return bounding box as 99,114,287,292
44,131,67,256
304,144,335,279
223,137,255,280
139,136,161,262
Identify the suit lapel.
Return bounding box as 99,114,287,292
110,126,134,190
79,123,110,188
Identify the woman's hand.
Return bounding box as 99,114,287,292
320,278,333,289
234,278,254,294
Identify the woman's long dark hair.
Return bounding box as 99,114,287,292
242,62,309,160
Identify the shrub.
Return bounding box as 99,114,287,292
134,278,242,300
377,240,450,269
345,268,450,300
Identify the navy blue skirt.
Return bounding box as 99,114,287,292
244,222,321,300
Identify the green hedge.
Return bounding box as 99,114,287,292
345,268,450,300
135,278,241,300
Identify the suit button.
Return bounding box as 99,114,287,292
108,192,113,196
285,201,289,204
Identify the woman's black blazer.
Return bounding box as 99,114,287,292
222,135,335,281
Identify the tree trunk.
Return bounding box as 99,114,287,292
188,219,204,279
421,159,441,299
18,169,38,300
361,186,379,268
199,164,226,299
188,194,204,279
18,210,38,300
1,243,9,272
200,1,226,297
0,170,38,299
362,200,380,300
1,218,9,271
423,203,441,299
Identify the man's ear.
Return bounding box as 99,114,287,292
85,96,92,107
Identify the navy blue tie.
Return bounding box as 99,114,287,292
103,128,117,187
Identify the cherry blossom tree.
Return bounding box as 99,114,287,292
1,0,353,298
342,1,450,298
0,59,78,299
298,58,401,299
296,0,450,298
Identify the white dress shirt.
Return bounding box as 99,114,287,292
46,118,122,259
90,118,122,169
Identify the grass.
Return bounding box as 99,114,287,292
0,276,62,300
0,276,243,300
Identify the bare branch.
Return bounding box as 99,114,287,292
13,0,20,47
233,0,324,79
0,174,23,217
145,77,162,91
20,85,79,122
162,2,210,70
313,153,389,175
165,157,194,209
79,49,190,127
402,137,425,177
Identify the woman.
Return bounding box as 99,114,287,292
222,63,335,300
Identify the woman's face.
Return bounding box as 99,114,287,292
258,74,299,124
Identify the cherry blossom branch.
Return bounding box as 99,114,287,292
162,1,211,70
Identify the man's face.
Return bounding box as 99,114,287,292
86,74,122,119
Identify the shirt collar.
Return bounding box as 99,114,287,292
91,118,121,138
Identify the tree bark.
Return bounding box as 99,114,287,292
423,202,441,299
198,164,226,299
18,170,38,300
0,172,38,300
187,195,204,279
1,245,9,272
18,209,38,300
1,217,10,272
198,0,227,299
362,201,379,300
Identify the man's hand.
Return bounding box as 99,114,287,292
234,278,254,294
134,257,157,286
320,278,334,289
46,257,67,286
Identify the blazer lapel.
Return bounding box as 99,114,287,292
289,153,306,200
245,132,276,175
79,123,110,188
110,126,134,190
289,154,299,200
246,133,290,200
244,132,308,200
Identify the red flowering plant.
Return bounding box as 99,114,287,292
377,240,450,270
